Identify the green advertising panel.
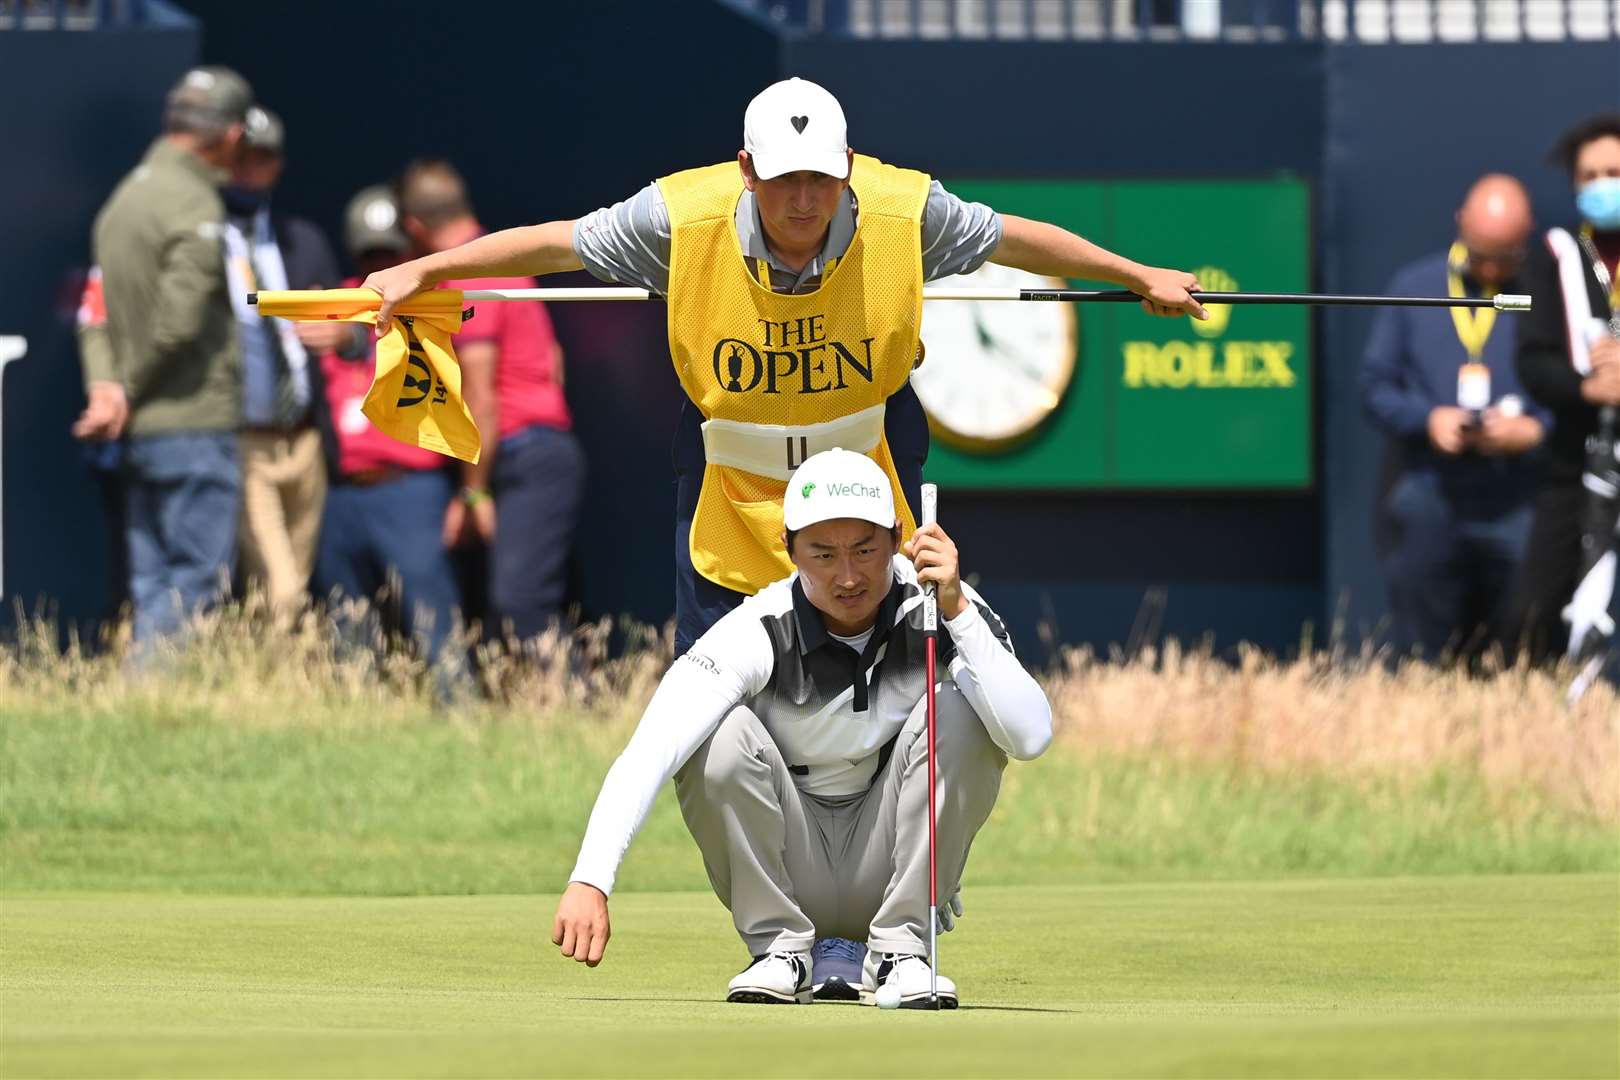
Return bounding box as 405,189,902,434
915,178,1311,489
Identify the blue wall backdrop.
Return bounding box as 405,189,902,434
0,19,201,628
2,2,1616,660
1319,42,1620,641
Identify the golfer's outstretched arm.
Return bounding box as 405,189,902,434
553,663,735,969
555,615,774,967
990,214,1209,320
365,220,583,328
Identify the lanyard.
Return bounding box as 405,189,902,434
1578,225,1620,313
1446,241,1497,361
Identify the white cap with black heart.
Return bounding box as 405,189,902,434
743,77,850,181
783,448,896,532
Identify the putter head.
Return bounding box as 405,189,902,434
1493,294,1533,312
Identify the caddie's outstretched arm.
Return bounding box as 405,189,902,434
365,220,583,329
990,214,1210,321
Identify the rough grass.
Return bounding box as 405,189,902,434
2,606,1615,895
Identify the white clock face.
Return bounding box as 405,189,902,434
913,262,1077,450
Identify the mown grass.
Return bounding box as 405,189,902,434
4,608,1618,1079
4,877,1617,1078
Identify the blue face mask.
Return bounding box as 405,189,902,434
221,185,271,218
1576,177,1620,230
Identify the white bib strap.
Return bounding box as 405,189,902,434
701,404,886,481
1547,227,1600,377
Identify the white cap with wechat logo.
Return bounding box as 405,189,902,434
783,448,896,531
743,77,849,181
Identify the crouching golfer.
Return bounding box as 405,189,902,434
552,449,1052,1007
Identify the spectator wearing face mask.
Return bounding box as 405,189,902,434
1512,112,1620,673
221,105,343,623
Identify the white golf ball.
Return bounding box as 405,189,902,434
875,985,902,1010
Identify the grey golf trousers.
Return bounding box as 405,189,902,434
674,684,1007,958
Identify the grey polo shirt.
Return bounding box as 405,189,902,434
571,177,1002,295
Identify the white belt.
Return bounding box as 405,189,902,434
701,404,885,481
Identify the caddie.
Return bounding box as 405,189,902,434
362,77,1209,655
549,448,1052,1007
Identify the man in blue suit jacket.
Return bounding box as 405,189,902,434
1359,175,1548,661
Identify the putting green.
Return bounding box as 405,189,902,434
4,874,1616,1078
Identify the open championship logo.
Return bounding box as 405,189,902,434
397,354,433,408
396,319,448,408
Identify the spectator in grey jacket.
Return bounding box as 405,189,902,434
74,66,253,648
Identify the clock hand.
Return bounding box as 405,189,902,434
965,307,1056,393
985,334,1048,382
970,310,1042,377
972,309,996,350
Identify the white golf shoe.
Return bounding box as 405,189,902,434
726,952,813,1004
861,950,958,1009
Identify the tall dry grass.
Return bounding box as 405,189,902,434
1,596,669,738
1047,642,1619,824
5,599,1617,824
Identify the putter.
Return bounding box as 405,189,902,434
919,482,940,1010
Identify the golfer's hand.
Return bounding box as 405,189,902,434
937,890,964,933
1135,266,1209,321
363,261,429,334
1427,406,1474,455
905,523,968,619
553,881,611,966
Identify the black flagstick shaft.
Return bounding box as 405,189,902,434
1016,289,1513,309
249,289,1528,311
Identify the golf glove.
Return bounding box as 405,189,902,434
936,890,964,933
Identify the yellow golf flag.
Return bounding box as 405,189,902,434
254,288,482,464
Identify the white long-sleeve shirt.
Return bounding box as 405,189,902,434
569,556,1052,895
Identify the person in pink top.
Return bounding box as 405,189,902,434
310,185,464,668
398,160,586,643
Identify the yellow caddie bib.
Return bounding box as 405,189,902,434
659,153,931,594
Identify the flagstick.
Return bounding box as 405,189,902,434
248,289,1532,311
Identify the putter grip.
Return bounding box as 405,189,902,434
919,484,939,631
919,484,939,597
